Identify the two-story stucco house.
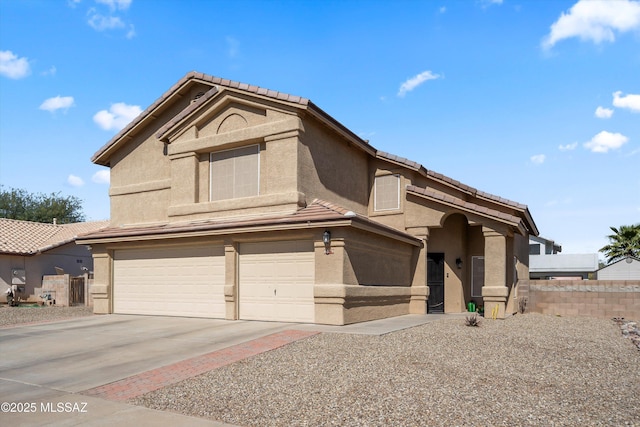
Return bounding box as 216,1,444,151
77,72,538,325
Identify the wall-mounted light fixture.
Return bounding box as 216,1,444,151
626,257,633,264
323,230,332,255
456,257,463,269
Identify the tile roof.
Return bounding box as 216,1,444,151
87,71,536,236
92,71,375,165
92,71,311,163
406,185,526,234
0,219,109,255
377,151,526,209
77,200,419,245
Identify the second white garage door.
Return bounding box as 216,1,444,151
113,246,225,318
239,240,315,323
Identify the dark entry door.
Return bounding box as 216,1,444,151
427,253,445,313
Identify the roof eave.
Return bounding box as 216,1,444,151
306,102,376,157
91,72,207,166
407,186,527,236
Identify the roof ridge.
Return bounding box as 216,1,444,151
186,71,310,106
92,71,311,164
309,199,353,216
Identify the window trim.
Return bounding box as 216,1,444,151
374,173,401,212
209,144,260,201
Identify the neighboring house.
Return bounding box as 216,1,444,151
528,236,599,280
77,71,538,325
597,256,640,280
529,235,561,255
0,218,109,301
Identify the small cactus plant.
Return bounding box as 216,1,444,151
465,314,480,327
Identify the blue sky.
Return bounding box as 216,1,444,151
0,0,638,257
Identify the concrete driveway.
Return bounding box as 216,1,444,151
0,314,299,426
0,313,444,426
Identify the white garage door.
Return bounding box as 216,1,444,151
113,246,225,318
239,240,315,323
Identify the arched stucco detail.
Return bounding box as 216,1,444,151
217,113,248,134
439,210,470,229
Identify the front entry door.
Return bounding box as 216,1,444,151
427,253,445,313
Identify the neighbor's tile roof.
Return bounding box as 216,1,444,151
77,199,419,245
0,219,109,255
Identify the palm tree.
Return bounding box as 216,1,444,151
599,224,640,264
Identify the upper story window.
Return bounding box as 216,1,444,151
210,145,259,201
374,174,400,211
529,244,541,255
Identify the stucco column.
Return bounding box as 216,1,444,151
170,152,198,206
90,247,112,314
409,230,429,314
224,242,238,320
482,227,508,319
314,235,349,325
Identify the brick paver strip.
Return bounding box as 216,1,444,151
81,329,319,402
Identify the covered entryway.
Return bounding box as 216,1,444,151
239,240,315,322
113,246,225,318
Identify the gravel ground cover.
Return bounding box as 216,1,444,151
0,305,93,326
134,314,639,427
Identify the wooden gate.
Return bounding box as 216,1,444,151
70,276,85,306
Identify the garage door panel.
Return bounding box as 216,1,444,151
239,241,314,323
114,246,225,318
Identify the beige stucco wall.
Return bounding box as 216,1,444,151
88,225,423,325
93,81,535,324
298,119,370,214
0,243,93,301
108,93,193,226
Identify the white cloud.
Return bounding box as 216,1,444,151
67,0,82,8
542,0,640,50
226,36,240,58
559,142,578,151
67,174,85,187
0,50,31,79
126,24,136,39
93,102,142,131
92,169,110,184
584,130,629,153
96,0,132,10
480,0,503,7
612,91,640,112
39,96,75,113
41,66,57,76
594,106,613,119
397,70,441,97
88,12,125,31
530,154,546,164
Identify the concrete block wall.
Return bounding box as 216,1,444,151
42,274,70,306
519,280,640,319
